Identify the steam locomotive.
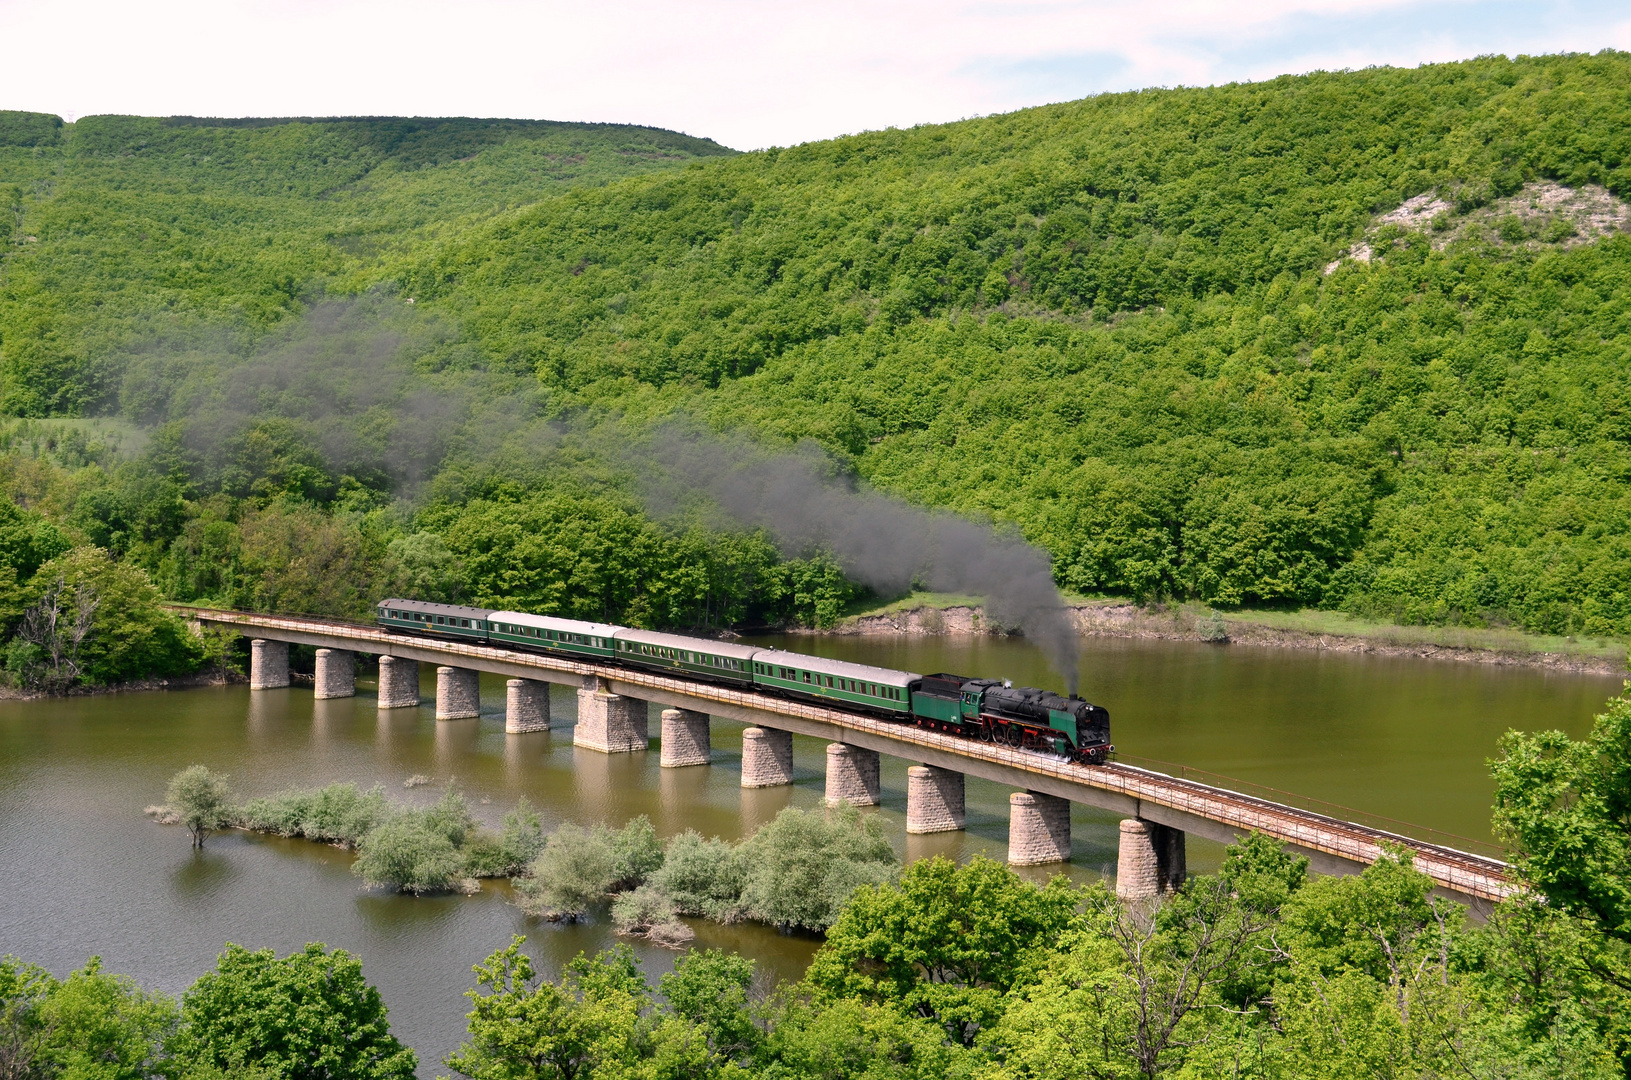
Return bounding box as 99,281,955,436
377,597,1112,764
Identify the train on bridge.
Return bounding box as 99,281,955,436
377,598,1114,764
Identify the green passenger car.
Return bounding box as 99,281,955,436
749,648,918,714
486,610,618,660
613,629,758,685
377,598,495,641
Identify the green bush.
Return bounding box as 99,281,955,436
421,784,477,848
237,782,392,847
172,943,416,1080
513,816,664,919
738,806,899,932
650,830,747,922
808,855,1081,1044
609,884,692,946
512,808,897,932
7,546,206,688
164,765,235,850
608,814,665,888
497,797,544,872
458,798,546,879
351,816,463,894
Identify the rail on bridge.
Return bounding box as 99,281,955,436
181,607,1515,907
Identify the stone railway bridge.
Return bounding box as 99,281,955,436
186,608,1515,908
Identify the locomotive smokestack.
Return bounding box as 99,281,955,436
625,420,1082,692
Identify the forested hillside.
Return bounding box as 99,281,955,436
2,53,1631,689
0,113,733,413
403,52,1631,638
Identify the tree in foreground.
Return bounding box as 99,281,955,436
1493,688,1631,944
0,954,178,1080
171,942,417,1080
444,936,653,1080
807,854,1078,1045
165,765,234,849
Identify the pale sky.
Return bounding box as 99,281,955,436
1,0,1627,150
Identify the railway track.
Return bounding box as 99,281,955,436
178,607,1517,903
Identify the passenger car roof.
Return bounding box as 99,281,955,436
379,598,496,618
487,611,623,638
612,628,759,660
749,647,920,684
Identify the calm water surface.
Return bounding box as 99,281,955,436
0,634,1621,1074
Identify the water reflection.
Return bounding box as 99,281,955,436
503,732,550,789
376,708,419,756
169,846,241,905
246,688,296,746
311,697,353,749
572,746,649,824
657,764,710,834
738,785,796,833
433,718,481,773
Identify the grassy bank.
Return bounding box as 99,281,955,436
833,592,1629,673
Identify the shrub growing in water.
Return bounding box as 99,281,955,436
514,816,664,919
610,884,693,947
165,765,234,849
739,805,898,931
608,814,664,889
237,782,392,847
351,816,463,894
513,807,897,933
421,784,476,848
464,797,545,878
651,830,747,922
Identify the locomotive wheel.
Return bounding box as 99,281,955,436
980,723,995,742
1005,725,1024,748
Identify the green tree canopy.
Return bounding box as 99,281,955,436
172,943,417,1080
1494,688,1631,943
807,855,1078,1045
164,765,234,850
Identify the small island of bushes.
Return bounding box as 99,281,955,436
153,766,905,942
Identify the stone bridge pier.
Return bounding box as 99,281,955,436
376,656,420,709
576,676,648,752
1008,791,1072,866
1117,819,1187,899
660,708,710,766
249,639,289,690
906,765,965,834
436,666,480,720
505,679,550,733
825,743,881,806
741,727,793,787
314,649,354,699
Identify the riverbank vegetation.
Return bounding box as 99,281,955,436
152,771,545,892
512,806,899,941
3,54,1631,684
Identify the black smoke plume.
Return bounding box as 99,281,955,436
624,421,1081,691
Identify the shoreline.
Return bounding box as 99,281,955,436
0,668,246,701
809,599,1630,677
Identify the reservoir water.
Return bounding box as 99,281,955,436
0,632,1621,1074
